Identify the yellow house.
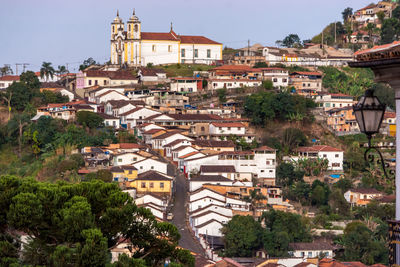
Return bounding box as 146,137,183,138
110,165,138,181
128,170,173,196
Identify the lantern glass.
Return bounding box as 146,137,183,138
353,89,386,136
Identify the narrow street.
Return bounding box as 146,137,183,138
169,164,205,256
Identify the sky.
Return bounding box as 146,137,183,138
0,0,375,73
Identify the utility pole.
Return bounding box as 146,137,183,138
15,63,29,75
22,63,29,73
334,21,337,44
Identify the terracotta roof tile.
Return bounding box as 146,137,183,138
0,75,20,81
179,35,220,45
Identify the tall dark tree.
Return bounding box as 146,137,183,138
380,18,400,45
0,65,13,77
342,7,353,22
79,58,97,71
281,34,302,48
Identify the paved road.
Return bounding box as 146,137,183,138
169,165,205,256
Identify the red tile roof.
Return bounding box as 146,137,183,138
297,145,343,153
0,75,19,81
384,111,396,119
291,71,322,76
119,143,142,149
141,32,179,41
179,151,202,159
179,35,220,45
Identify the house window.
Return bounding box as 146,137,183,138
141,182,146,188
104,80,107,85
181,49,185,57
273,78,277,82
201,126,205,132
308,252,312,258
283,78,287,82
160,182,164,188
129,170,132,174
133,157,137,161
323,154,327,158
151,166,154,169
112,26,115,32
152,45,156,52
207,49,211,58
332,163,340,167
237,127,241,130
134,24,138,32
150,182,154,188
335,154,339,158
88,80,92,86
227,127,231,130
168,45,172,52
118,158,122,162
194,49,198,58
128,24,131,31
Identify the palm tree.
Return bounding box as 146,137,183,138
57,65,68,75
40,62,55,82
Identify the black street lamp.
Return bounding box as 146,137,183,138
353,89,391,178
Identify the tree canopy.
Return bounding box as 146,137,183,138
0,175,194,266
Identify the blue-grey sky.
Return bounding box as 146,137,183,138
0,0,374,73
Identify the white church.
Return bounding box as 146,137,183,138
110,10,223,66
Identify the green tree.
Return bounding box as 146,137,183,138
0,65,13,76
339,222,388,265
76,111,104,129
329,188,350,216
260,210,311,256
0,176,194,266
79,58,97,71
253,62,269,68
380,18,400,45
217,88,227,103
57,65,69,75
280,34,302,48
262,80,273,90
40,62,56,82
276,162,304,187
221,215,263,257
342,7,353,22
310,180,330,207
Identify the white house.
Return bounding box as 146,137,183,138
199,165,236,180
137,202,165,221
260,67,289,88
172,146,199,162
164,139,192,158
151,131,192,152
289,242,335,258
0,75,20,90
178,151,206,171
189,175,234,192
113,152,146,166
344,188,383,207
189,204,233,218
132,157,168,175
190,188,226,203
96,90,129,104
120,107,161,128
208,79,261,90
295,145,344,171
134,193,169,208
105,100,140,117
99,113,120,128
192,219,223,237
170,77,203,93
314,93,355,112
190,210,231,229
184,146,276,182
209,122,246,136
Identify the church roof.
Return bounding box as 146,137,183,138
179,35,221,45
140,31,220,45
141,32,179,41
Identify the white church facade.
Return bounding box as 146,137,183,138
110,10,223,66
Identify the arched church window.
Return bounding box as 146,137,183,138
129,24,131,31
118,39,122,50
134,24,138,32
112,26,115,33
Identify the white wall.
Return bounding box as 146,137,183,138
141,41,180,65
189,180,233,192
209,124,246,135
133,158,168,175
194,220,223,237
209,80,261,90
180,44,222,64
170,81,199,93
113,153,145,166
317,151,343,171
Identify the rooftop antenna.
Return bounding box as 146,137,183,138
117,9,119,17
171,22,173,31
133,8,135,15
